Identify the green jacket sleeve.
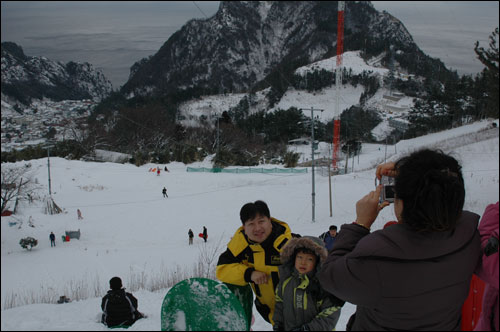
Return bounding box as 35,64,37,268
306,294,342,331
272,279,284,330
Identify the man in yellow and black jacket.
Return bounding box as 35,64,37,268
216,200,292,325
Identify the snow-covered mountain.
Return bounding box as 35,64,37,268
121,1,434,99
1,42,113,106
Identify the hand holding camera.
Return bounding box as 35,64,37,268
355,185,385,230
375,162,396,204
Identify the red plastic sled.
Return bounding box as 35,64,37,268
198,233,204,238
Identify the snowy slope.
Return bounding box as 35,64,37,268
1,120,498,331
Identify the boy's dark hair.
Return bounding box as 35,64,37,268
295,248,318,261
394,149,465,232
329,225,337,231
240,200,270,224
109,276,122,290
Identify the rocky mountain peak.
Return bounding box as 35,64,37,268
121,1,425,100
1,42,113,106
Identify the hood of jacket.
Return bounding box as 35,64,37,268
280,236,328,265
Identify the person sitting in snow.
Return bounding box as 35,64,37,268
101,277,144,328
273,236,344,331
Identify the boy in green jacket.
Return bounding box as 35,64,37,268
273,236,344,331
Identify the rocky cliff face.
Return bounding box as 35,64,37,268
1,42,113,106
121,1,419,98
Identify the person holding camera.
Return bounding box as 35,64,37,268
318,149,481,331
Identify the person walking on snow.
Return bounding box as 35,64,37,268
188,229,194,245
49,232,56,247
162,187,168,198
77,209,83,220
202,226,208,243
157,168,160,176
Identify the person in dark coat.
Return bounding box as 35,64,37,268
101,277,144,328
49,232,56,247
188,229,194,245
318,149,481,331
162,187,168,198
202,226,208,243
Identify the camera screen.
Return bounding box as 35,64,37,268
384,185,395,199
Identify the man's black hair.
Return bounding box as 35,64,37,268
240,200,270,224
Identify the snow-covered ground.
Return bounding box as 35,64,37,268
1,120,498,331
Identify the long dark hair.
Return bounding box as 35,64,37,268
394,149,465,232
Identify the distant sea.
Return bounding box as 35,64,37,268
1,1,498,89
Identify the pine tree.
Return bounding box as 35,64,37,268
474,27,499,119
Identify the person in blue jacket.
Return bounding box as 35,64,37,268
319,225,338,251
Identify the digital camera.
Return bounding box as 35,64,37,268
376,175,395,203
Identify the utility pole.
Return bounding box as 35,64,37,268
216,115,220,155
47,144,52,196
351,151,355,173
300,107,323,223
344,144,349,174
328,161,332,217
384,137,388,163
212,112,220,156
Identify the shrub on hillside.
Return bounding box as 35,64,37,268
284,151,300,168
19,237,38,251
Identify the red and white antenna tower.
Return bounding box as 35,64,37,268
332,1,344,170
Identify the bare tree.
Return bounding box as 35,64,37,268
1,165,39,213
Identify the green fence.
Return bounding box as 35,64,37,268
186,167,308,174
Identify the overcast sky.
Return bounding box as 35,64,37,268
1,1,498,88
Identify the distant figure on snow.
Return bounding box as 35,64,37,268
188,229,194,245
157,168,161,176
164,166,169,172
77,209,83,220
101,277,144,328
49,232,56,247
162,187,168,198
202,226,208,243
